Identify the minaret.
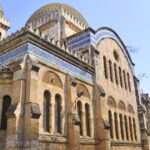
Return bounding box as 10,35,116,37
0,5,10,41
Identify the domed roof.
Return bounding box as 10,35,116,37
27,3,88,27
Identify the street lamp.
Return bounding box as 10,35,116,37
72,89,84,126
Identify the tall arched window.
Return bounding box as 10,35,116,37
127,73,131,92
129,117,133,141
85,104,91,137
77,101,83,136
43,91,51,132
0,32,2,40
114,63,118,85
124,115,129,140
103,56,108,79
108,110,113,139
119,114,124,140
1,95,11,130
55,94,62,133
114,112,119,139
109,60,113,82
123,70,127,90
119,67,123,88
133,118,137,141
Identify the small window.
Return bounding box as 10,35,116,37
113,50,119,61
77,101,83,136
124,116,129,140
129,117,133,141
85,104,91,137
1,96,11,130
119,67,123,88
114,63,118,85
103,56,108,79
108,110,113,139
55,94,62,133
109,60,113,82
114,112,119,139
119,114,124,140
43,91,51,132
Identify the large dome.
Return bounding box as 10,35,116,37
27,3,88,27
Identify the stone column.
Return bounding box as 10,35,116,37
5,62,26,150
82,103,86,137
94,85,111,150
111,110,115,140
51,93,55,134
22,57,41,150
65,74,80,150
122,115,126,141
118,114,121,141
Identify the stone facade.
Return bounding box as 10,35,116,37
0,3,149,150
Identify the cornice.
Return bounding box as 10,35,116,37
0,27,94,75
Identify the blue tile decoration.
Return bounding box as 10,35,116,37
0,44,28,64
0,43,92,83
67,29,132,68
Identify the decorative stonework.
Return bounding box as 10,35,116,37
107,96,117,108
128,104,134,114
76,84,90,99
118,100,126,111
0,43,93,82
0,71,13,80
43,71,63,89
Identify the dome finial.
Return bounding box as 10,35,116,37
0,4,4,17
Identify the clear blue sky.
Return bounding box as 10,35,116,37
1,0,150,94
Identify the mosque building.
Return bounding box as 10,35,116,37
0,3,149,150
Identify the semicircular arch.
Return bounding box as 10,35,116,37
76,84,90,99
42,71,63,89
107,96,117,108
118,100,126,111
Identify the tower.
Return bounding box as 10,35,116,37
0,5,9,40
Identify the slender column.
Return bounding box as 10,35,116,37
82,103,86,137
112,111,115,140
65,74,80,150
117,114,121,141
51,93,55,134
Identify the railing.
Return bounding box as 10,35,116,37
0,72,13,80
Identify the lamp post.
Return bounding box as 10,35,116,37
72,89,84,126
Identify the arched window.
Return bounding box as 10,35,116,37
124,116,129,140
1,95,11,130
85,104,91,137
109,60,113,82
114,112,119,139
103,56,108,79
55,94,62,133
0,32,2,40
119,114,124,140
77,101,83,136
129,117,133,141
133,118,137,141
108,110,113,139
114,63,118,85
119,67,123,88
43,91,51,132
123,70,127,90
127,73,131,92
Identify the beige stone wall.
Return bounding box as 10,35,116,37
112,146,142,150
97,38,141,143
